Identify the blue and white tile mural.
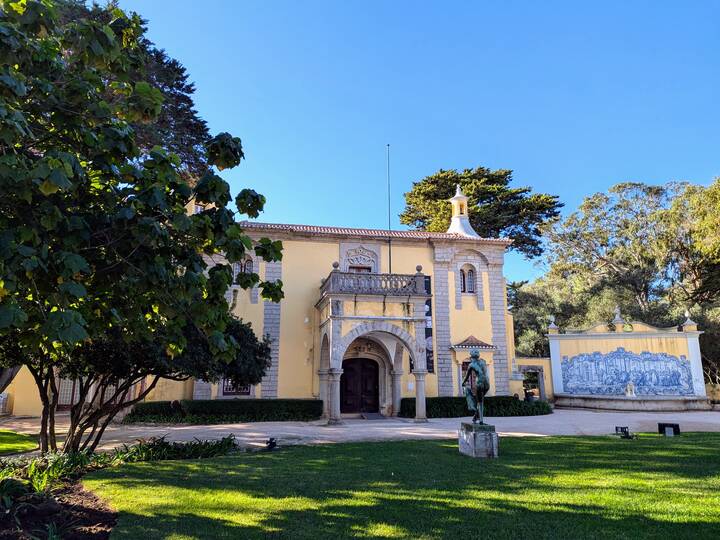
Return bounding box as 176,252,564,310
561,347,694,396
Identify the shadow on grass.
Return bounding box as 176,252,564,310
85,434,720,539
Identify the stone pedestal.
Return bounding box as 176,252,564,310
459,422,499,458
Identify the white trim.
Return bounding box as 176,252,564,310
547,331,703,340
687,334,707,397
548,338,564,394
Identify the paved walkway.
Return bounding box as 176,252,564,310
2,409,719,450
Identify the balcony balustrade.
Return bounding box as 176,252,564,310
320,265,428,297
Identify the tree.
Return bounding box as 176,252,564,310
57,319,270,453
0,1,283,452
55,0,211,178
400,167,562,258
544,182,674,313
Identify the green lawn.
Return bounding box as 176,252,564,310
85,434,720,539
0,429,37,455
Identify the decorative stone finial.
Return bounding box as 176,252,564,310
612,306,625,333
547,315,559,334
416,265,423,273
332,261,340,270
446,184,480,238
682,309,698,331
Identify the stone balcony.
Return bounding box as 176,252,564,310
319,264,429,298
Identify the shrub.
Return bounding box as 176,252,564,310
126,401,175,419
0,478,29,512
398,396,552,418
125,399,324,424
112,435,237,462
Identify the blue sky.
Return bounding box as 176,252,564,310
119,0,720,282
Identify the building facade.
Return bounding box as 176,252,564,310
3,187,520,419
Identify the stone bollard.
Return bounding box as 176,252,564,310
459,422,499,458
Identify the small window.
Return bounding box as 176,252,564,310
349,265,372,273
232,258,254,281
467,269,476,293
459,269,466,293
222,379,250,396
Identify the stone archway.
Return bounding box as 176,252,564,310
341,337,393,415
334,321,421,368
519,365,546,401
324,321,428,423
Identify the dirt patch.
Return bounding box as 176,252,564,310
0,481,116,539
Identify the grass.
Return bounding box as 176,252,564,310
84,434,720,539
0,429,37,455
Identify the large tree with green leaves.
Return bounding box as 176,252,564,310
0,1,282,452
400,167,562,258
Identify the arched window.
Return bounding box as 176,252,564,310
232,258,254,282
459,269,467,293
232,262,243,280
467,268,476,293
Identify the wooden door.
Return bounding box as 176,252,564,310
340,358,379,413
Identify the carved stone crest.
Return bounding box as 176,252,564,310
345,246,378,271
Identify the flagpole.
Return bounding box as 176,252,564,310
387,143,392,274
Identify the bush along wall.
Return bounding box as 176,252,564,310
398,396,552,418
125,399,324,424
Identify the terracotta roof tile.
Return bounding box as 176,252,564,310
452,335,496,350
240,221,511,244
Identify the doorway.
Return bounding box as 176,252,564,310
340,358,379,413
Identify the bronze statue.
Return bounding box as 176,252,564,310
461,350,490,424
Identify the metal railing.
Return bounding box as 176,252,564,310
320,270,427,296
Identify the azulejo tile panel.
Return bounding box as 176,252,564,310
561,347,694,396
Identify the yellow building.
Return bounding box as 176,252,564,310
3,186,519,420
195,185,516,422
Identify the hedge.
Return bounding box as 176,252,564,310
398,396,552,418
125,398,323,424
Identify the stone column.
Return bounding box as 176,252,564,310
327,368,344,425
413,370,428,422
318,369,330,418
261,260,282,398
391,369,403,416
432,260,454,396
487,262,510,395
192,380,212,400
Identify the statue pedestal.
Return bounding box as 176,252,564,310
459,422,499,458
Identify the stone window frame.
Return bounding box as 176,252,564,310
454,258,486,311
339,243,381,274
232,254,259,304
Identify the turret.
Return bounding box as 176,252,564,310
446,184,480,238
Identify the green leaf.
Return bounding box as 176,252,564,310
260,280,284,303
43,310,88,344
59,252,90,274
0,303,27,329
255,238,283,262
235,189,266,218
38,179,59,196
195,172,230,206
206,132,244,171
59,281,87,299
